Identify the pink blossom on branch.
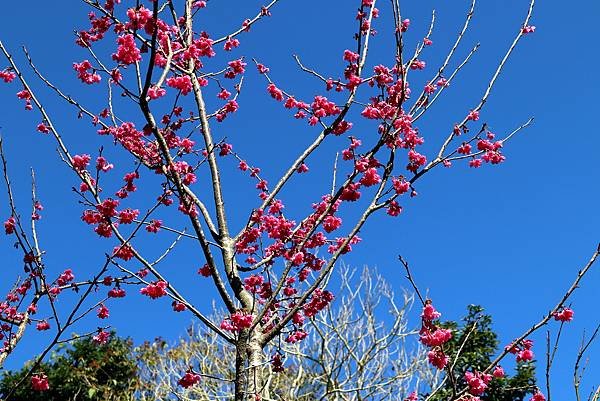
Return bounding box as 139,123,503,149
140,281,168,299
31,374,49,391
112,34,141,65
553,307,574,322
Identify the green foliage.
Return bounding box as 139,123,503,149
0,333,138,401
429,305,537,401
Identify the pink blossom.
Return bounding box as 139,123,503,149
427,349,448,369
290,251,304,266
57,269,75,286
257,63,270,74
458,143,472,154
140,281,168,299
387,201,402,216
244,274,264,291
410,60,426,70
392,177,410,195
285,329,308,344
72,154,91,171
224,38,240,51
553,307,574,322
166,76,193,95
147,86,166,100
108,287,126,298
112,34,141,65
221,311,253,331
73,60,101,84
97,304,110,319
360,167,381,186
36,321,50,331
31,374,49,391
267,83,284,101
464,371,492,396
531,392,546,401
4,216,16,234
0,69,16,83
146,219,162,233
400,19,410,32
469,159,482,168
522,26,536,34
113,245,134,261
297,163,309,173
467,110,480,121
226,58,246,78
517,348,534,362
93,330,111,344
36,123,50,134
343,50,359,63
198,264,212,277
422,303,441,321
178,371,201,388
96,156,114,172
303,288,334,317
420,328,452,347
217,88,231,99
322,215,342,233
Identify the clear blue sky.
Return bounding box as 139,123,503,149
0,0,598,398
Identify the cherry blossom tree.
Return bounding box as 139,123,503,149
0,0,598,400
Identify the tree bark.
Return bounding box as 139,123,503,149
234,330,268,401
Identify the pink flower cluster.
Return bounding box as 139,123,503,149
531,391,546,401
140,281,168,299
419,302,452,370
0,69,16,83
220,311,253,332
178,371,201,388
464,370,492,396
553,307,574,322
505,338,535,363
93,330,110,344
97,304,110,319
112,34,141,65
4,216,16,234
166,76,192,95
31,374,49,391
73,60,101,84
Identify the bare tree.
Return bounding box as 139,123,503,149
135,266,436,401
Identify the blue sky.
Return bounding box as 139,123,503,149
0,0,598,398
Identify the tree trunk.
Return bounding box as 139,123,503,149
234,330,268,401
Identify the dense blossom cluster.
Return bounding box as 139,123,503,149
220,311,254,332
140,281,168,299
93,330,111,345
178,371,201,388
31,374,49,391
418,302,452,370
112,34,141,65
553,307,574,322
464,370,492,396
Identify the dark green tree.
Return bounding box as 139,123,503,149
429,305,537,401
0,333,138,401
